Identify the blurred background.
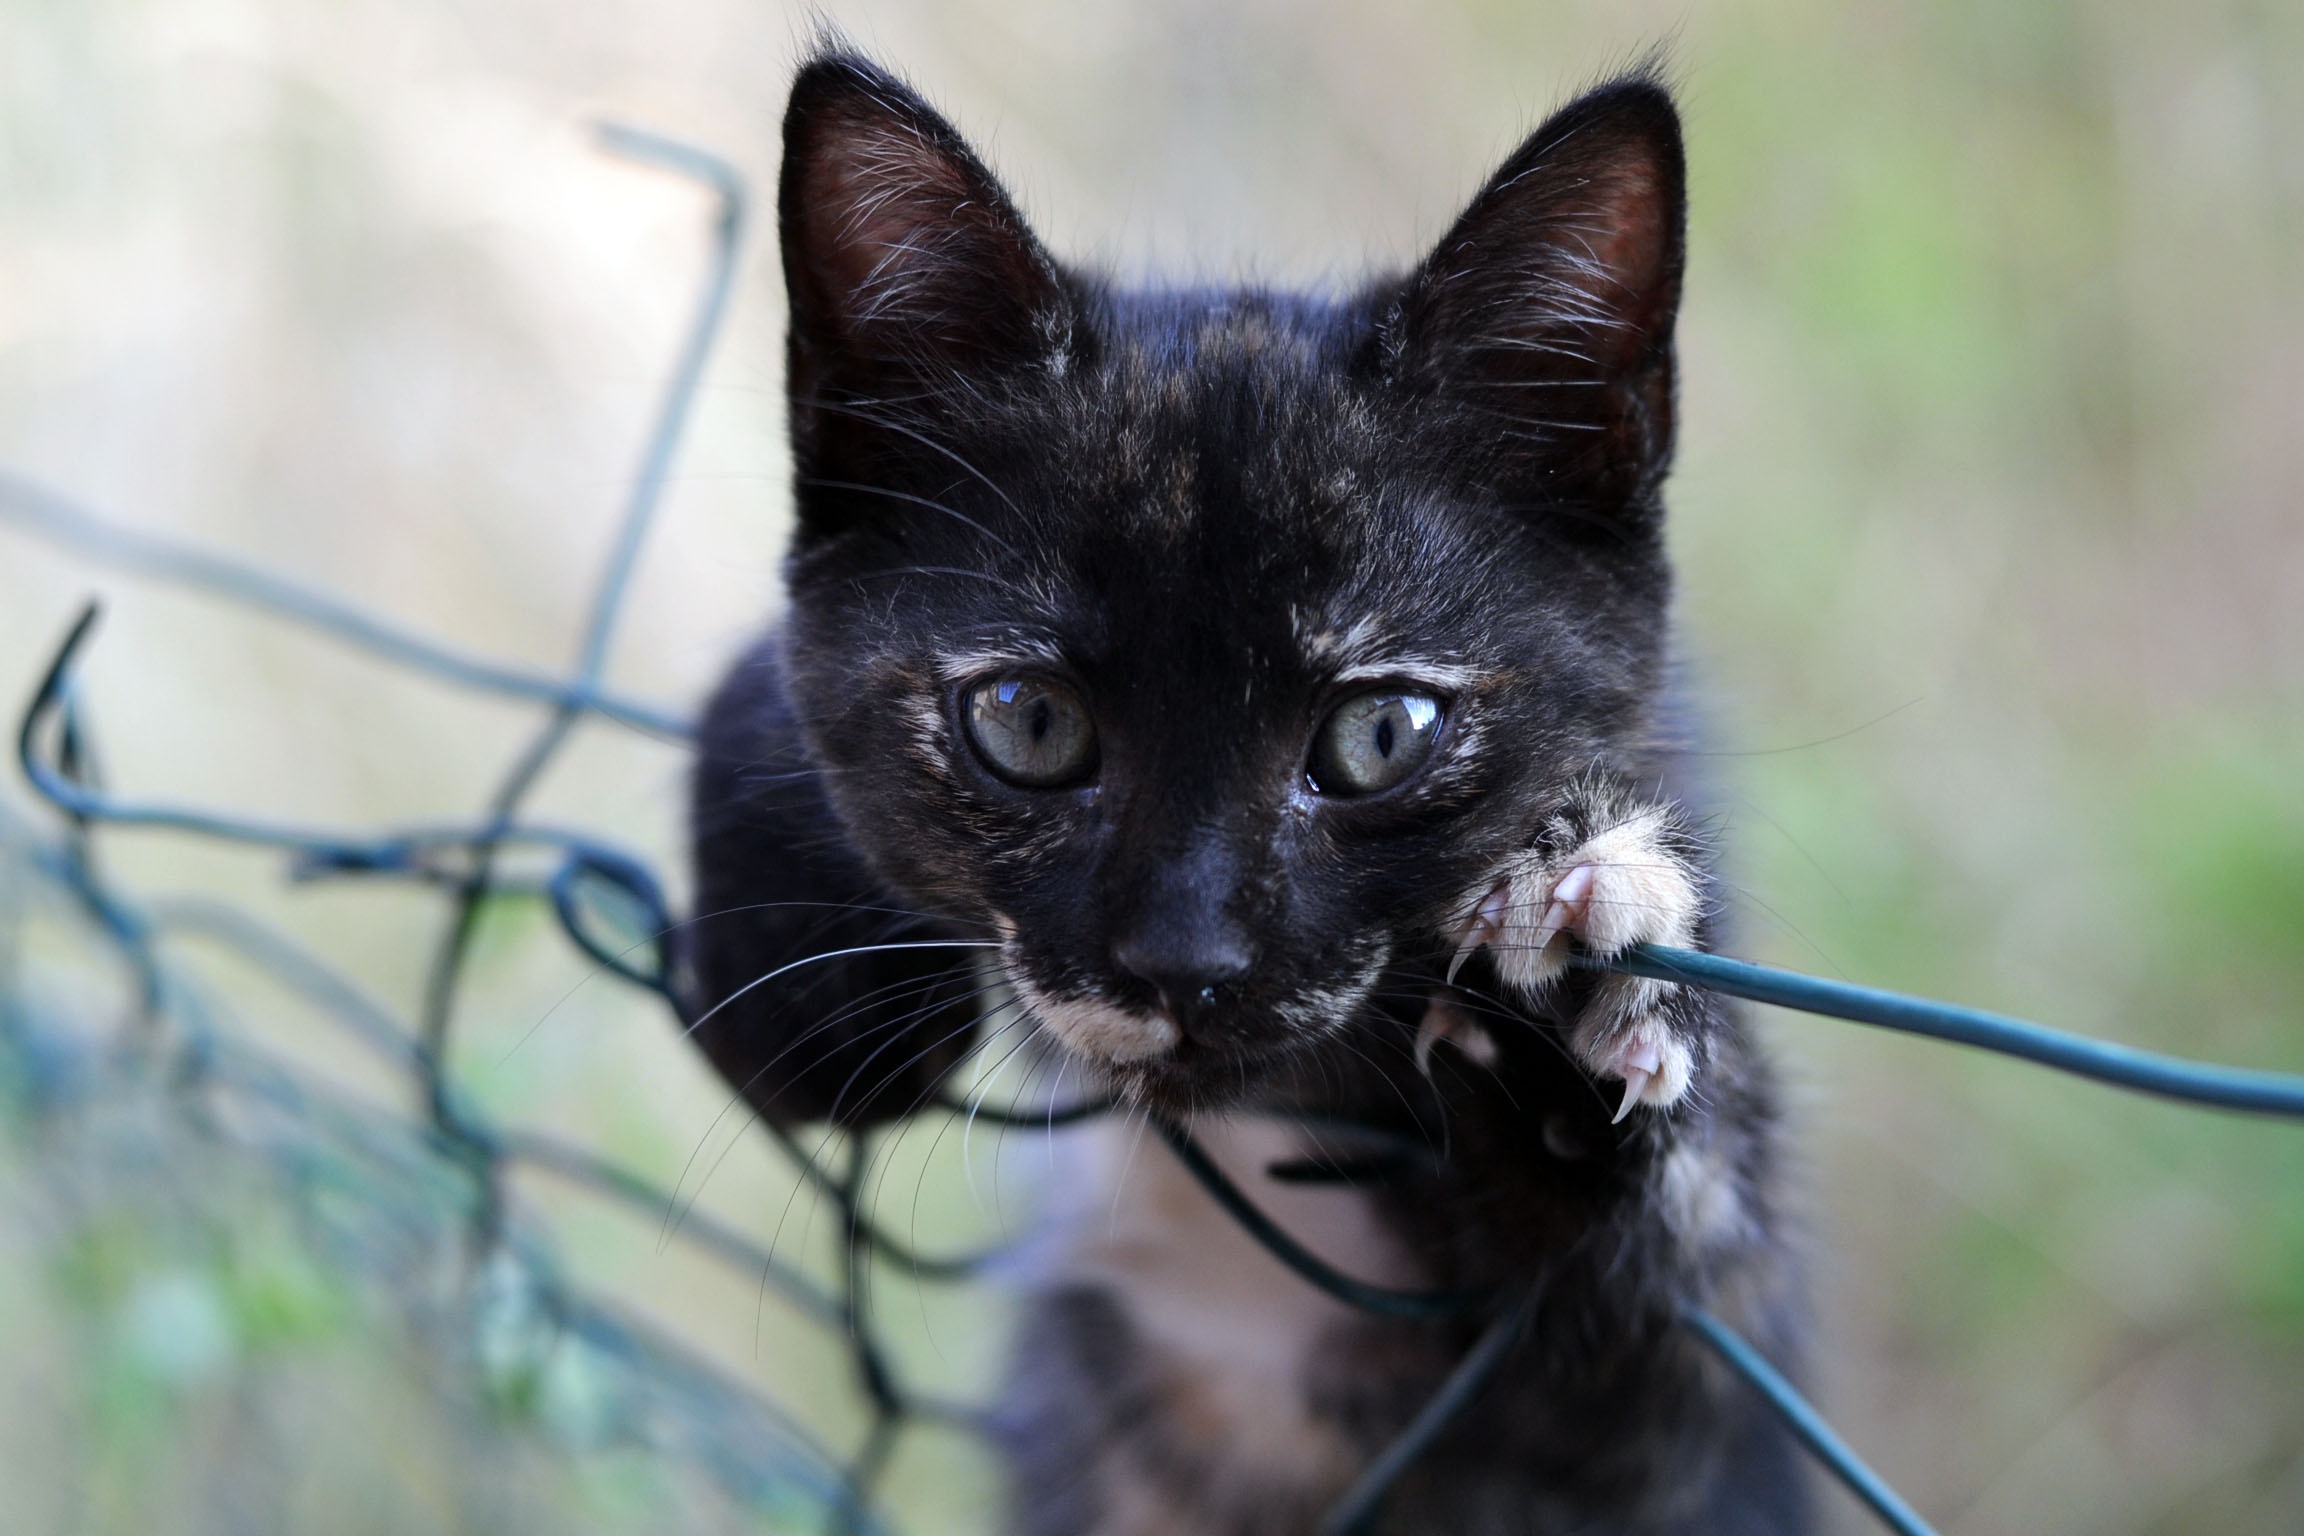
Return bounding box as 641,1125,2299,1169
2,0,2300,1532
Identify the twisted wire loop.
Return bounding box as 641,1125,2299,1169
5,131,2302,1536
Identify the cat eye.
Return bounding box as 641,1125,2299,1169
1308,690,1444,796
962,676,1098,788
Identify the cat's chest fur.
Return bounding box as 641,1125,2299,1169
1045,1120,1414,1468
998,1114,1442,1534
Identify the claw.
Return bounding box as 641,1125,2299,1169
1612,1068,1651,1124
1446,885,1511,985
1608,1033,1666,1124
1531,897,1572,953
1414,995,1497,1078
1532,863,1593,953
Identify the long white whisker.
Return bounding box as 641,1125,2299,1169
680,938,999,1043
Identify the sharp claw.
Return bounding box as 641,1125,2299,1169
1415,996,1498,1079
1609,1035,1665,1123
1414,1007,1442,1078
1446,885,1510,985
1530,896,1573,954
1541,865,1594,953
1612,1066,1652,1124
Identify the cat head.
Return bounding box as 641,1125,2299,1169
772,51,1686,1109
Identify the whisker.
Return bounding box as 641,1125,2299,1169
659,969,971,1245
951,1015,1055,1243
504,896,973,1065
797,476,1021,559
801,397,1030,528
679,938,998,1043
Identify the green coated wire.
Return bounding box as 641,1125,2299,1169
0,469,688,739
1602,945,2304,1118
1683,1307,1936,1536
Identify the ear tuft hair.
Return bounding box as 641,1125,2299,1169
1382,72,1687,516
780,51,1068,409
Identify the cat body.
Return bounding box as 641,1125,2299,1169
687,51,1809,1535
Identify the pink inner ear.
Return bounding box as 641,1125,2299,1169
1553,160,1672,357
806,116,976,331
1380,80,1686,508
788,100,1057,368
1404,80,1684,379
1464,149,1673,357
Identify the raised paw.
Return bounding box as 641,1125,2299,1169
1449,801,1705,1120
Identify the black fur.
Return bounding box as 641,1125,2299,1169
687,49,1808,1536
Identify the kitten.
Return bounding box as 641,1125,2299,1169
687,49,1809,1536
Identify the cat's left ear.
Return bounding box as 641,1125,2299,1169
1378,73,1686,517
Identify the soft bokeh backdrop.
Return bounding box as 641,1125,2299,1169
3,1,2300,1532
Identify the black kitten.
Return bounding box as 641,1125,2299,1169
688,50,1807,1536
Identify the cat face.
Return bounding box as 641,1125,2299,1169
771,55,1686,1108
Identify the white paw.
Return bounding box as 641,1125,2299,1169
1449,806,1704,1119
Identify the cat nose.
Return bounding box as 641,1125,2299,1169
1109,933,1254,1035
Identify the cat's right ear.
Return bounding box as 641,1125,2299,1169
1376,71,1687,520
780,53,1070,427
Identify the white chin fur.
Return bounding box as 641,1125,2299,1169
1011,974,1178,1063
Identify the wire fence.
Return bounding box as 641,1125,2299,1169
3,127,2300,1536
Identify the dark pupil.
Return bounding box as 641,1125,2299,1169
1372,713,1396,759
1027,697,1052,743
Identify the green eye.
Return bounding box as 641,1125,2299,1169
1309,691,1443,796
963,676,1097,787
